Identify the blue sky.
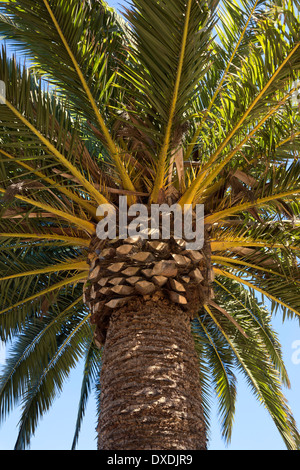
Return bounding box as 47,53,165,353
0,0,300,451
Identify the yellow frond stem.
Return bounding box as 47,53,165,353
4,99,109,208
196,92,293,202
150,0,192,203
211,240,300,252
179,87,296,207
0,187,96,234
276,131,300,149
0,260,89,283
0,149,98,218
204,303,247,344
205,187,300,224
0,232,90,247
211,255,300,285
0,272,88,316
184,0,260,162
42,0,136,200
213,267,300,318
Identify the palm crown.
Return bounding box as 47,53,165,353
0,0,300,450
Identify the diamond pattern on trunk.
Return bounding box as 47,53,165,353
86,233,213,346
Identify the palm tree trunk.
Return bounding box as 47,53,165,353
97,298,207,450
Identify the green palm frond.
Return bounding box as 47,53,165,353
13,307,91,450
180,2,300,205
0,49,110,209
0,0,126,121
193,313,237,444
121,0,218,200
0,2,136,195
0,294,85,421
206,159,300,224
195,277,299,449
0,0,300,451
71,339,102,450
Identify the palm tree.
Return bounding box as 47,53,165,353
0,0,300,451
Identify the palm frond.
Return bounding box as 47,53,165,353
180,4,300,205
0,0,299,451
201,280,299,449
12,309,91,450
193,312,237,443
0,0,137,195
71,340,102,450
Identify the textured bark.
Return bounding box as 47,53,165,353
97,299,207,450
